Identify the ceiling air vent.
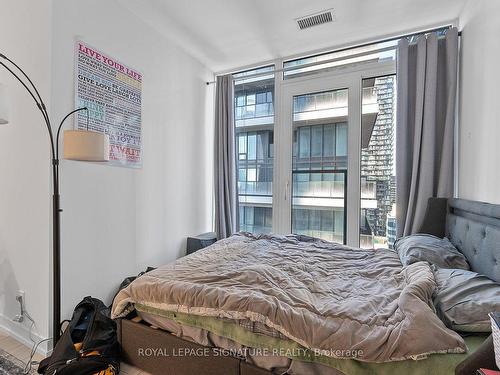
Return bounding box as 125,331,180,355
296,10,334,30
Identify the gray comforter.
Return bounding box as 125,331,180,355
112,233,466,363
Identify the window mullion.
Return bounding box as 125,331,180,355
272,58,288,234
346,76,362,247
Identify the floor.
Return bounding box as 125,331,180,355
0,328,150,374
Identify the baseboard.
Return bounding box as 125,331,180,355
0,312,51,357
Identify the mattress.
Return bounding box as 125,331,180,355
137,308,486,375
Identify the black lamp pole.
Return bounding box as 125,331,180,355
0,53,87,345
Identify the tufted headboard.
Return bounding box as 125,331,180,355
445,198,500,283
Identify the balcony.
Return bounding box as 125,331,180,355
234,86,380,131
238,181,272,196
293,228,344,244
235,102,274,119
239,224,272,234
293,89,348,124
238,174,377,209
292,179,376,209
235,102,274,128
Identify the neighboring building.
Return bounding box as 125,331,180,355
234,69,275,234
386,210,397,249
360,76,397,248
233,68,382,245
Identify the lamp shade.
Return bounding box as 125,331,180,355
63,130,110,161
0,83,9,125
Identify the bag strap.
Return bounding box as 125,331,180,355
37,355,51,374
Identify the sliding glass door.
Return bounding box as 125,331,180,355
277,74,361,245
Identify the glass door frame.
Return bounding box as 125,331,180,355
273,61,395,247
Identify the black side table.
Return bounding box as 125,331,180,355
456,335,497,375
186,232,217,255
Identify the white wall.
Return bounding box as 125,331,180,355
0,0,213,353
51,0,214,320
458,0,500,204
0,0,53,351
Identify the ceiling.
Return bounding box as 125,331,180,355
117,0,469,73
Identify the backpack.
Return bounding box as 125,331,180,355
38,296,120,375
109,266,156,319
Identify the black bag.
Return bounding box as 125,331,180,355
38,296,120,375
113,266,156,302
110,266,156,319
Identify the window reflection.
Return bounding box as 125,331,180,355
291,88,349,244
234,66,275,234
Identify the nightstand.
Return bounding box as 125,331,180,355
186,232,217,255
456,335,497,375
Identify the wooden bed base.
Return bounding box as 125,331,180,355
118,318,272,375
117,314,494,375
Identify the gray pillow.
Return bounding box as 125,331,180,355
433,267,500,332
395,234,470,270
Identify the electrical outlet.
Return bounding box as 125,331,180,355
16,290,25,304
12,290,25,323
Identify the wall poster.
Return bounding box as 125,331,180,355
75,41,142,168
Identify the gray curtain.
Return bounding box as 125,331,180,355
214,75,237,239
396,28,458,237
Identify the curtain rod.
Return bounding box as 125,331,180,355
206,26,461,85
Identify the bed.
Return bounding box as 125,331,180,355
112,198,500,375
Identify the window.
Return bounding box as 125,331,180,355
232,41,398,247
360,75,397,249
227,28,459,245
234,66,275,234
311,126,322,157
239,206,272,234
293,122,348,169
283,41,397,79
335,124,348,157
298,127,310,158
323,125,335,157
289,88,350,243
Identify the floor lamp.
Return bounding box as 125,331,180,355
0,53,110,345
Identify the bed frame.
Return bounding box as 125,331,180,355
119,198,500,375
117,318,271,375
421,198,500,283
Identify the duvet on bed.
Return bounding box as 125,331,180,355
111,233,466,363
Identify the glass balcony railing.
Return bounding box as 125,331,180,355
292,179,375,200
235,103,274,121
293,180,345,199
293,229,344,244
362,87,377,104
237,181,273,196
361,180,376,199
239,224,272,234
293,90,348,115
292,170,347,244
235,87,377,124
291,88,378,123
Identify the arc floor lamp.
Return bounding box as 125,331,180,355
0,53,110,344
